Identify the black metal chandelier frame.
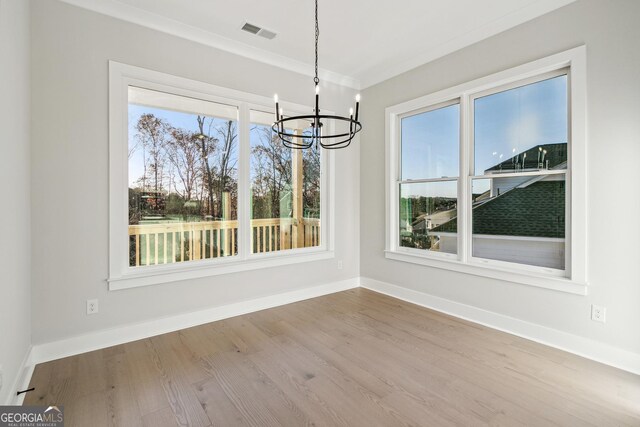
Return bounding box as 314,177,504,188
272,0,361,150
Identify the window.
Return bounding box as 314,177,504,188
399,102,459,255
386,47,587,294
470,74,567,270
128,87,239,266
250,111,321,254
109,62,333,289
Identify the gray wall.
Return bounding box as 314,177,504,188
30,0,359,344
361,0,640,354
0,0,31,404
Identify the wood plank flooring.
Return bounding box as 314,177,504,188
25,288,640,426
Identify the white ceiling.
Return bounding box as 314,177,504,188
60,0,576,89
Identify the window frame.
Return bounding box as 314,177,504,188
108,61,335,290
385,47,587,295
467,69,569,277
396,99,461,261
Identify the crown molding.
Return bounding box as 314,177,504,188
356,0,577,88
57,0,362,89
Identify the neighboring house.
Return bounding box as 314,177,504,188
429,143,566,269
412,209,458,233
484,143,567,197
409,209,457,250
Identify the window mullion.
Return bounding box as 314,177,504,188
459,94,471,264
238,102,251,261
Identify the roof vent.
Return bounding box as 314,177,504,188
241,22,277,40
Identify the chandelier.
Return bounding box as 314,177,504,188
272,0,362,150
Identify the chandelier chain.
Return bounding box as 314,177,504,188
272,0,361,149
314,0,319,85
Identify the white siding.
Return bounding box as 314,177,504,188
439,235,458,254
490,176,530,196
472,236,565,269
438,235,563,269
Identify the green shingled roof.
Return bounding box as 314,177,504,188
484,143,567,173
431,180,565,238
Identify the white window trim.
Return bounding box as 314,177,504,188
108,61,335,290
385,46,587,295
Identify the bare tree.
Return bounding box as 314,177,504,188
251,126,292,218
130,112,240,222
135,114,170,193
303,145,321,217
213,120,238,218
128,136,140,159
196,116,216,217
192,116,239,218
165,128,201,201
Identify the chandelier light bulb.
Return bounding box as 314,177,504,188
349,108,354,116
274,94,278,103
315,85,320,95
356,94,361,102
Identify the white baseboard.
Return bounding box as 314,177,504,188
360,277,640,376
20,275,639,401
2,346,34,406
30,278,358,366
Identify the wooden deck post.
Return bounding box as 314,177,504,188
193,224,201,260
280,220,290,251
292,130,304,249
222,191,231,256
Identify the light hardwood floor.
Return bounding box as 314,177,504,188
25,288,640,426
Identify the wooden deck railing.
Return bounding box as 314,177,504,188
129,218,320,266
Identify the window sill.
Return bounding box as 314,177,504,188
384,250,587,295
108,250,335,291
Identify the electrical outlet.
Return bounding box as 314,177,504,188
337,260,343,270
87,299,99,315
591,304,606,323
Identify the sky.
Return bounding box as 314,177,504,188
401,74,567,198
474,74,567,173
401,103,459,181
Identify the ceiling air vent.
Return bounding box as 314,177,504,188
241,22,261,34
241,22,277,40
